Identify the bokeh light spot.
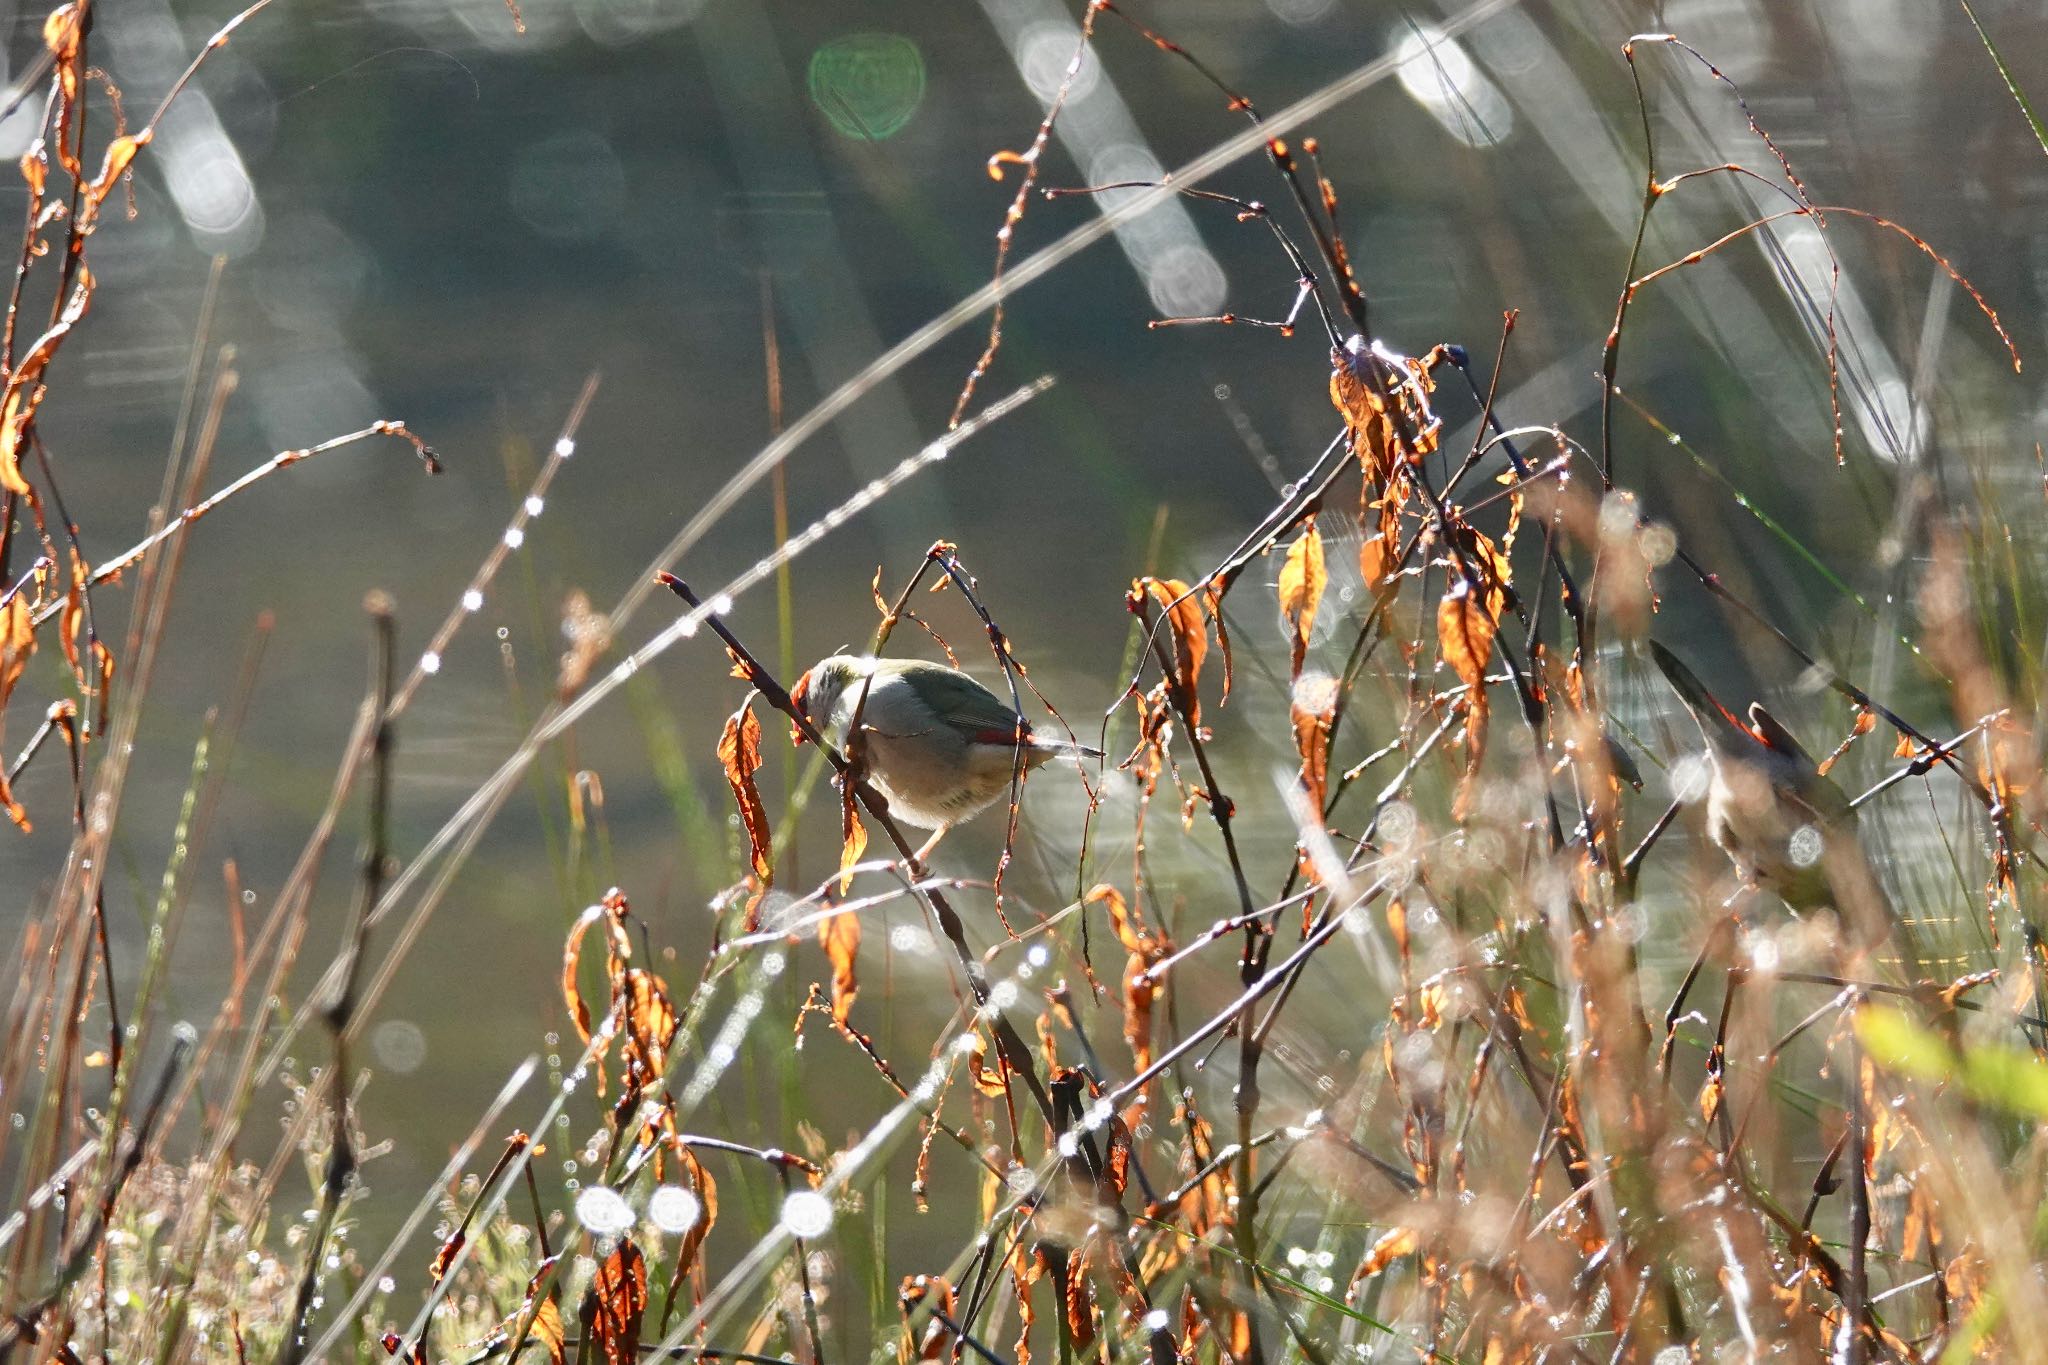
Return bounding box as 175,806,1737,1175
808,34,926,141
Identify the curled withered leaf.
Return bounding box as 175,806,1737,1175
1133,577,1214,725
1358,497,1399,595
508,1252,565,1365
819,906,860,1025
1277,521,1325,678
969,1034,1008,1097
1331,357,1397,489
1102,1113,1134,1199
428,1230,465,1285
658,1142,717,1326
1,578,35,704
619,967,678,1075
560,900,612,1046
1123,952,1157,1098
1085,883,1154,957
1438,568,1501,823
0,593,33,829
556,589,612,700
581,1239,647,1365
58,554,86,682
1065,1251,1098,1349
717,701,774,885
87,133,144,210
1352,1226,1417,1288
531,1300,565,1365
838,780,866,893
1290,671,1337,811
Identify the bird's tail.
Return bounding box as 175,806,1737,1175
1027,734,1104,762
1648,640,1752,745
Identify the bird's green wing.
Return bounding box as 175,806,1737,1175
894,660,1025,738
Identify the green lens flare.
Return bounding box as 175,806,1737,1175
807,33,926,141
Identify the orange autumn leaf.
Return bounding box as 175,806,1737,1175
1,594,36,830
838,780,866,892
659,1142,717,1313
0,581,33,705
1123,952,1157,1083
1331,358,1397,488
87,133,144,210
1134,577,1219,724
428,1230,465,1285
619,967,678,1075
1438,568,1500,693
58,554,86,682
582,1240,647,1365
1277,521,1325,678
1358,501,1399,595
1439,572,1499,822
820,907,860,1025
531,1300,566,1365
1085,883,1155,956
969,1035,1008,1097
1356,1226,1417,1281
1290,672,1337,810
560,899,613,1047
717,702,773,885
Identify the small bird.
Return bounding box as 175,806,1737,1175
789,654,1101,856
1649,641,1893,949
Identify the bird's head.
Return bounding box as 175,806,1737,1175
789,654,867,745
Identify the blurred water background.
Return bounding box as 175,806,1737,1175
1,0,2044,1253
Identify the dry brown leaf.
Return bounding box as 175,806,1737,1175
619,968,678,1076
1355,1226,1417,1282
660,1143,717,1317
531,1300,566,1365
58,555,85,681
838,781,867,892
1278,522,1325,678
1123,951,1157,1085
1331,359,1397,488
1085,883,1154,957
1140,577,1213,725
1064,1251,1098,1349
1,591,34,707
717,702,773,886
560,900,610,1046
582,1240,647,1365
428,1231,465,1285
820,907,861,1025
1290,674,1336,810
1439,570,1500,822
970,1035,1008,1097
0,594,31,830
